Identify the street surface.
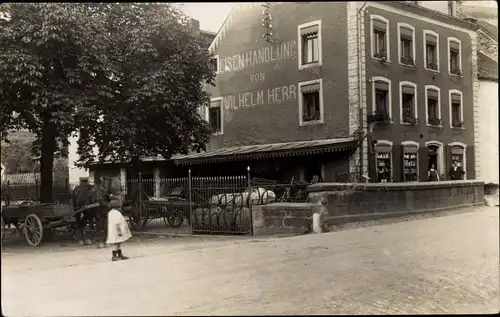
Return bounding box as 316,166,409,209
2,206,499,315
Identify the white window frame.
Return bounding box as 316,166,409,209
297,20,322,70
371,76,393,120
375,140,394,183
424,85,442,126
449,141,467,179
370,15,391,62
447,37,462,76
425,140,445,177
423,30,440,72
397,22,416,67
298,78,324,126
401,140,420,182
399,81,418,125
211,54,220,75
448,89,464,129
207,97,224,135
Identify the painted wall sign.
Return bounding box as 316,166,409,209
221,84,297,111
219,40,297,74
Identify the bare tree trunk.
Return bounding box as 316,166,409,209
40,114,57,203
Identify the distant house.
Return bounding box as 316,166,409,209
1,163,5,182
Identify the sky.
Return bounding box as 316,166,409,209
180,3,235,33
180,1,498,33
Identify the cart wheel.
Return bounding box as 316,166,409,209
24,214,43,247
163,207,183,228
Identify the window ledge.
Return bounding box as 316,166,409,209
399,63,416,69
426,124,444,128
212,132,224,136
451,127,465,130
401,122,419,126
300,120,324,126
424,68,440,74
372,57,390,64
448,73,463,78
299,62,321,70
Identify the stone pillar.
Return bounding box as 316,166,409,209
154,168,161,198
120,168,127,195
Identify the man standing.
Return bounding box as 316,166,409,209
448,160,465,180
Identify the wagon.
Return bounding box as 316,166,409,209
122,187,196,230
0,201,103,247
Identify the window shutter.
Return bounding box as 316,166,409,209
445,145,453,180
450,41,460,51
401,85,415,95
373,19,387,32
300,25,319,36
425,34,437,45
211,99,222,108
427,89,439,99
374,81,389,92
400,27,413,40
376,145,392,153
300,82,320,94
451,93,461,103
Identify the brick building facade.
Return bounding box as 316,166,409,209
89,1,480,186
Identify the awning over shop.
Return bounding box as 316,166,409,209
170,138,357,166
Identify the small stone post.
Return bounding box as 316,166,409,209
153,168,161,198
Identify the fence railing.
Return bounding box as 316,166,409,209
1,179,78,205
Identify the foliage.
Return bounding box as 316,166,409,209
0,3,215,200
1,139,36,173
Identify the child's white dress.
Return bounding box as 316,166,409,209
106,208,132,244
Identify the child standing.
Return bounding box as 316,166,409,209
106,199,132,261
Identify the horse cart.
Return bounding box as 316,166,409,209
122,187,196,230
1,201,102,247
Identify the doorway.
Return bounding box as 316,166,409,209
428,145,438,170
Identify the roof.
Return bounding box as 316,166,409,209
478,51,498,82
170,138,357,166
477,20,498,42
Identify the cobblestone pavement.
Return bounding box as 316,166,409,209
2,206,499,316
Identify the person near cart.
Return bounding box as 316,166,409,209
106,198,132,261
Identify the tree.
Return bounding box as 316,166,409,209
0,139,36,174
0,3,214,202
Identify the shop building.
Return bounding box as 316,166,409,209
87,2,480,189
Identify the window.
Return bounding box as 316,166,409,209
210,55,219,74
425,86,442,126
371,16,389,61
298,21,322,69
449,90,463,128
423,31,439,71
375,141,393,183
399,82,417,125
370,77,392,122
402,141,419,182
298,79,323,125
207,98,223,134
449,142,466,180
448,37,462,76
398,23,415,66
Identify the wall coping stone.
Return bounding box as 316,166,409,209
259,202,313,210
307,180,485,192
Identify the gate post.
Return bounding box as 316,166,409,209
247,166,254,236
188,169,192,226
138,171,143,227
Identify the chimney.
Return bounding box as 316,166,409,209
187,18,200,36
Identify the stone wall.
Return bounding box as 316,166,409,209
252,203,312,236
307,181,485,230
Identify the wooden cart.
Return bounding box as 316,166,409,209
1,202,101,247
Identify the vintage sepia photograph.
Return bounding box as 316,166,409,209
1,1,498,315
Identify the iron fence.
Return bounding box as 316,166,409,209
1,179,77,205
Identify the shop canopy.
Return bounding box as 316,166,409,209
168,138,357,166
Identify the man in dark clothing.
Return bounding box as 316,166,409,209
448,160,465,180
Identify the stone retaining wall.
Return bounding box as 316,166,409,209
307,181,485,230
252,203,313,236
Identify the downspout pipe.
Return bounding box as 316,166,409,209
357,1,367,177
